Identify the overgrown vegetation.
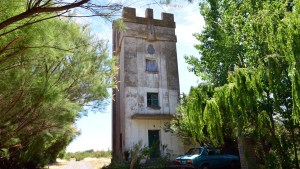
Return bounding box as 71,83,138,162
104,141,170,169
62,149,112,161
0,1,119,168
169,0,300,169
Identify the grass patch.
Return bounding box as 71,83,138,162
63,149,111,161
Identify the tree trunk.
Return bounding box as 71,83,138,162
237,135,259,169
291,127,300,169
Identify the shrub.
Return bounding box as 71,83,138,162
102,161,130,169
63,149,112,161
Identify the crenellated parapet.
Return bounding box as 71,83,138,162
122,7,175,28
113,7,177,52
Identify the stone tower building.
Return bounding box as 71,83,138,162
112,7,184,160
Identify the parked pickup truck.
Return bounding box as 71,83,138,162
173,146,240,169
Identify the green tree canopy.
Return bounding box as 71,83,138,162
0,1,117,168
172,0,300,168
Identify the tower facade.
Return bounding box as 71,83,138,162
112,7,183,160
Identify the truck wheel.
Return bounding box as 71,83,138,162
201,164,209,169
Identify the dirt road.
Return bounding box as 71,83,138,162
46,158,111,169
59,161,94,169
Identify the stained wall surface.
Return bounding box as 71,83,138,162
112,7,184,160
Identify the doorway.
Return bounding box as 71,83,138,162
148,130,160,158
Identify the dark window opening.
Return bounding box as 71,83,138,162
147,93,159,107
120,133,122,151
146,59,158,72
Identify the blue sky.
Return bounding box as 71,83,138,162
66,0,204,152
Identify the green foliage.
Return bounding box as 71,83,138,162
169,84,221,146
103,161,130,169
150,155,170,169
63,150,112,161
0,1,116,168
106,142,171,169
113,19,127,32
173,0,300,168
129,141,151,169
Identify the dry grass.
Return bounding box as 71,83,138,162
84,157,111,168
46,157,111,169
46,159,69,169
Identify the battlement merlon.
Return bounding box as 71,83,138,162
112,7,177,55
122,7,176,28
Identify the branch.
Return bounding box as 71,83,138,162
33,0,43,8
0,48,25,65
1,89,25,121
8,43,93,53
22,45,76,53
0,0,90,30
0,11,68,37
0,63,23,72
61,14,115,18
0,37,22,56
38,0,52,8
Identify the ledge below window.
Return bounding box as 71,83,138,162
147,106,161,110
145,70,159,74
131,114,174,120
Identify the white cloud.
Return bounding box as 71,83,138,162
176,24,199,45
175,4,205,45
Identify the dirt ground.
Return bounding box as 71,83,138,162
45,158,111,169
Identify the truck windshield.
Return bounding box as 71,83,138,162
185,148,203,155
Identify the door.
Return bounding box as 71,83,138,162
148,130,160,158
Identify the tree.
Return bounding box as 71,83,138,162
0,1,118,168
0,0,121,63
168,84,219,146
172,0,300,168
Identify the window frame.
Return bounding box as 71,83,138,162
147,92,159,108
145,58,158,73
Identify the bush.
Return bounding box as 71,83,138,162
102,161,130,169
63,150,112,161
104,142,172,169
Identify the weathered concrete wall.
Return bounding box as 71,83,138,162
124,87,178,116
122,38,179,115
112,7,183,160
125,119,184,159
